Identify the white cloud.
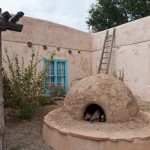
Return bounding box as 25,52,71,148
0,0,96,31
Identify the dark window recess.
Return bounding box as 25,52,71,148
83,104,106,122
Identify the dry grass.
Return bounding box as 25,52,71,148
4,100,150,150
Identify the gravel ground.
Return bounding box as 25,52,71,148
4,101,63,150
4,100,150,150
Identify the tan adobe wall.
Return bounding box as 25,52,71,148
2,17,92,51
92,16,150,101
2,15,150,101
2,17,93,88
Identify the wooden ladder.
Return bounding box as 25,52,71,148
98,28,115,74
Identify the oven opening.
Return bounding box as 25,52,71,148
83,104,106,122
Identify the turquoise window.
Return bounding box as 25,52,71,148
43,58,68,94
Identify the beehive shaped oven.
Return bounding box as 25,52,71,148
63,74,139,123
43,74,150,150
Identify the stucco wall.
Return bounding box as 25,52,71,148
2,17,92,88
2,17,92,51
2,15,150,101
92,16,150,101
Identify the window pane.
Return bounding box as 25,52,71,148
57,62,65,76
57,76,65,87
44,59,68,94
44,60,55,94
45,77,49,84
45,85,50,94
45,77,54,84
45,62,54,75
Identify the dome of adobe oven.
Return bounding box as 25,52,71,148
63,74,139,123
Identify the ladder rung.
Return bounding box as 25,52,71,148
98,28,115,74
107,35,112,37
105,46,111,48
106,39,112,42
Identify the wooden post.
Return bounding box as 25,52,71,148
0,9,24,149
0,30,5,150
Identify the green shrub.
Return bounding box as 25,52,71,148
118,69,124,82
3,72,14,107
111,68,124,82
3,48,49,119
111,71,117,79
20,102,35,119
50,85,66,97
39,95,54,106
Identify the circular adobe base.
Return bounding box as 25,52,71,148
43,109,150,150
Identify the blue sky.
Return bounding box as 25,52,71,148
0,0,96,31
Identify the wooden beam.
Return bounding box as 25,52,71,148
0,31,5,150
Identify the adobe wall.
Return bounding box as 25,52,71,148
92,16,150,101
2,17,93,88
2,15,150,101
